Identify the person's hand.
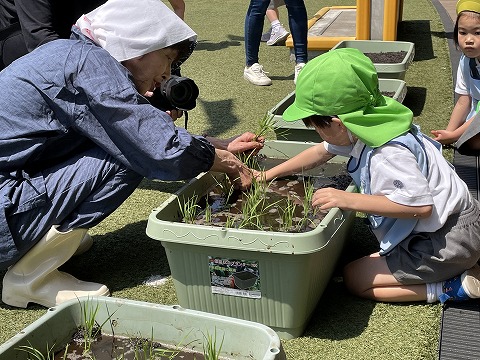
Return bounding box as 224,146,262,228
430,129,458,145
226,132,264,154
227,163,258,191
253,170,268,182
312,187,350,211
250,168,262,182
165,109,184,121
210,149,257,190
144,90,183,121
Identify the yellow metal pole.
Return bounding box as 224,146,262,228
356,0,371,40
383,0,399,40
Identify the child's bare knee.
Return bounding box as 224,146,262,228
343,262,364,296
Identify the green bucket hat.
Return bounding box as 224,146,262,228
283,48,413,148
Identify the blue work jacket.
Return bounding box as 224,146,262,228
0,28,214,266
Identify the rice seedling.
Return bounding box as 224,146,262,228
212,175,235,205
16,342,56,360
225,214,236,228
281,196,297,231
204,200,212,224
235,111,278,168
297,177,317,230
127,329,182,360
255,111,276,141
202,328,224,360
238,177,281,230
178,194,200,224
75,297,118,357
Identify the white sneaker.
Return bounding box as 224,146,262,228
266,25,290,46
294,63,306,84
244,63,272,86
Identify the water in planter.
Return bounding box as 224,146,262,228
184,155,351,233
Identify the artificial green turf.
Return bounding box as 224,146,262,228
0,0,453,359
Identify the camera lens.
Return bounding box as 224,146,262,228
171,81,192,104
161,76,199,111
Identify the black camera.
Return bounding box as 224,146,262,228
149,75,199,111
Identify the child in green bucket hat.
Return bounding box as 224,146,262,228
260,48,480,304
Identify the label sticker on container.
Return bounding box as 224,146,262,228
208,256,261,299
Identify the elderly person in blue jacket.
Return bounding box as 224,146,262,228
0,0,260,309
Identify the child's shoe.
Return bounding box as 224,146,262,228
439,264,480,303
266,25,289,46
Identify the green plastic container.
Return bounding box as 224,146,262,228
272,78,407,142
0,296,285,360
331,40,415,79
146,141,357,339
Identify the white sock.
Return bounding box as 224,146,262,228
271,20,280,30
426,281,444,303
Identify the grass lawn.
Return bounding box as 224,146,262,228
0,0,455,359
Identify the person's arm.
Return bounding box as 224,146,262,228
431,94,471,144
262,142,335,181
312,189,433,219
446,94,471,131
313,143,434,218
167,0,185,19
14,0,59,51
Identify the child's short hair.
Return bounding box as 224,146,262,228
302,115,335,129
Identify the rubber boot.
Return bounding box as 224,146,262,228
73,232,94,256
2,226,110,308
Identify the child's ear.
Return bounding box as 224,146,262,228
332,117,350,134
331,117,343,126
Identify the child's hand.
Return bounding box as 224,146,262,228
253,170,266,182
430,129,457,145
312,187,350,211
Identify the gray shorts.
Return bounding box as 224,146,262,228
386,199,480,284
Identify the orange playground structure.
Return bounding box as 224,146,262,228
286,0,405,51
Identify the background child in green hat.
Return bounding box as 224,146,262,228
258,48,480,304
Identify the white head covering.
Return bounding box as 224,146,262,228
75,0,197,62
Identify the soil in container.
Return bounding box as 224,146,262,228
364,51,407,64
51,331,210,359
184,155,352,233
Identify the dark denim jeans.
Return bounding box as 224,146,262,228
244,0,307,66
